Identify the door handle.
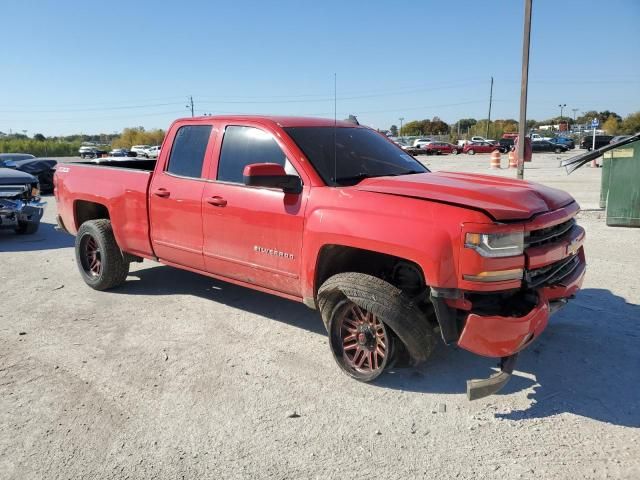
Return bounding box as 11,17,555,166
153,188,170,198
206,196,227,207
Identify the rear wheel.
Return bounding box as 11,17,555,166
554,148,563,153
467,149,475,155
451,149,458,155
75,219,129,290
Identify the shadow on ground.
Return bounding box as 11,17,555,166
0,222,74,252
116,265,640,427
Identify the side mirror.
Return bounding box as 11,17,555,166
243,163,302,194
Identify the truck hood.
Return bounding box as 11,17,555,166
355,172,574,221
0,167,37,185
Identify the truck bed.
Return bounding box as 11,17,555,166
55,162,155,258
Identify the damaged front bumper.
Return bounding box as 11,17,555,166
0,198,46,228
431,249,586,400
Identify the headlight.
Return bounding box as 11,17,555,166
31,184,40,198
465,231,524,258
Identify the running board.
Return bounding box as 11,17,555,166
466,354,518,401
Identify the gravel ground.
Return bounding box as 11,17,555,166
1,151,638,479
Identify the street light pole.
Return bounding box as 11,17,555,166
516,0,532,180
558,103,566,128
399,117,404,137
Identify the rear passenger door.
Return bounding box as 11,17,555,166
149,123,214,270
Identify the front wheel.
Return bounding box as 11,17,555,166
554,148,563,153
15,221,39,235
318,272,436,382
451,149,458,155
75,219,129,290
467,149,475,155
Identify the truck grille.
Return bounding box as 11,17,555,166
524,254,580,289
526,218,575,248
0,184,29,199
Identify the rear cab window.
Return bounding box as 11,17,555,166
166,125,213,178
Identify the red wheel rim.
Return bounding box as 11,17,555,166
81,234,102,276
339,304,387,373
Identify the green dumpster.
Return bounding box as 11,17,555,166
602,139,640,227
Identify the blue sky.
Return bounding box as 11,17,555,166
2,0,639,135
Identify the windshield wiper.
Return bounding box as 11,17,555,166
334,170,425,185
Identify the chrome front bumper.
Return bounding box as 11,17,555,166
0,198,46,228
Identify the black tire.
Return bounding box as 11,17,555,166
15,221,39,235
318,272,436,382
554,148,563,153
467,149,475,155
75,219,129,291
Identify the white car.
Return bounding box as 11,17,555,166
145,146,161,159
412,138,434,147
531,133,552,142
130,145,151,157
471,136,496,143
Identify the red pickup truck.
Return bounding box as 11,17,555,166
55,115,586,399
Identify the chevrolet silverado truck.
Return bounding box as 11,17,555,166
54,116,586,399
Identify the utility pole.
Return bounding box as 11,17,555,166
572,108,578,121
486,76,493,139
517,0,532,181
186,96,194,117
399,117,404,137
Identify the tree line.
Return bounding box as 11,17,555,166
0,127,166,157
388,110,640,140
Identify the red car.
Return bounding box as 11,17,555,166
422,142,461,155
463,141,501,155
54,115,585,399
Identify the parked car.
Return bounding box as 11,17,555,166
549,137,575,149
0,167,44,234
531,133,552,142
463,141,501,155
145,145,161,159
580,135,613,151
131,145,151,157
531,140,569,153
10,158,57,194
79,146,108,159
0,154,57,193
0,153,35,167
108,149,137,157
422,142,461,155
610,135,632,145
412,138,433,147
55,115,586,399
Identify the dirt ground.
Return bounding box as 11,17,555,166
1,151,638,479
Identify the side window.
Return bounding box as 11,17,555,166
166,125,212,178
217,125,296,184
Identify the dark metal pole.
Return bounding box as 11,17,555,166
517,0,532,180
486,76,493,139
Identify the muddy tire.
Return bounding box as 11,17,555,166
75,219,129,291
318,272,436,382
15,221,39,235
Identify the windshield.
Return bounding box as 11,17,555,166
285,127,428,186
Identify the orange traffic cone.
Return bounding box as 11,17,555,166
490,150,501,169
508,150,517,168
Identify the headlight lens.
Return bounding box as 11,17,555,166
465,231,524,258
31,184,40,198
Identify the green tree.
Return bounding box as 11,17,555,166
389,125,398,136
620,111,640,134
33,133,46,141
602,116,620,135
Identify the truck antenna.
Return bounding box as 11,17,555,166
333,73,337,185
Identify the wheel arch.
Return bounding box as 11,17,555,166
74,199,110,230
